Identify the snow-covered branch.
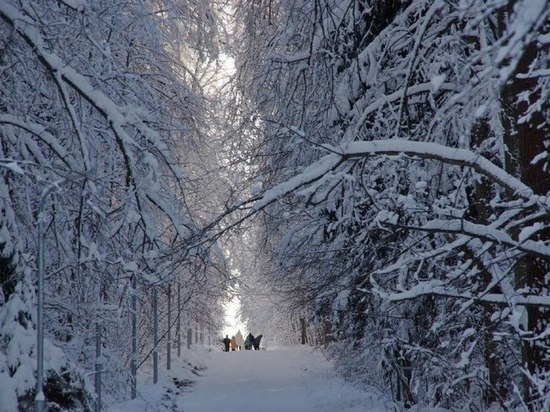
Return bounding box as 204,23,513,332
251,153,343,211
0,114,80,171
336,140,546,206
0,1,195,241
252,139,549,212
378,218,550,259
371,279,550,308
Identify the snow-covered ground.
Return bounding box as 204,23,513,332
107,345,392,412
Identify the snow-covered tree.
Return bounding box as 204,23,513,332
0,0,228,408
232,0,549,409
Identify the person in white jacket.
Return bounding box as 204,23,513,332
235,330,244,350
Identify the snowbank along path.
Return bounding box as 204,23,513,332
183,345,388,412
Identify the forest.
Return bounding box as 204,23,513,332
0,0,548,411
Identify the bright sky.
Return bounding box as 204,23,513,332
222,295,247,338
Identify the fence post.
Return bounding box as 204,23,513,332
176,283,181,357
95,319,102,412
35,210,46,412
131,275,137,399
35,185,62,412
300,317,308,345
167,285,171,371
153,287,158,384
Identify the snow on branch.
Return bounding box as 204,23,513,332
200,152,344,246
0,3,179,180
0,114,80,171
252,153,343,211
495,0,549,82
253,139,549,214
370,279,550,308
337,140,545,205
0,160,24,175
343,82,461,143
0,2,192,240
379,218,550,259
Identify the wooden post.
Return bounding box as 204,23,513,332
153,287,158,384
300,317,307,345
167,285,171,370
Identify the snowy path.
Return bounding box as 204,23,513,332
184,348,313,411
183,346,388,412
107,345,390,411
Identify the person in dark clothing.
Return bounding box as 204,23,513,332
222,335,231,352
253,334,263,350
244,333,254,350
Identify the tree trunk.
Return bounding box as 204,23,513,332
467,116,508,406
500,37,550,411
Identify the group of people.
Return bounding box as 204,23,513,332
222,331,263,351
